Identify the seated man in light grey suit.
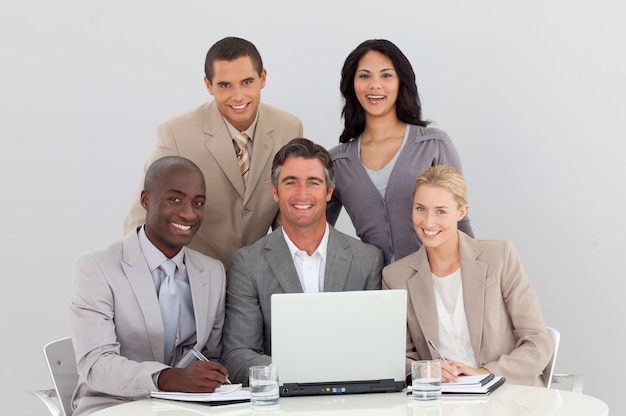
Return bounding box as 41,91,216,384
222,138,384,384
70,156,229,416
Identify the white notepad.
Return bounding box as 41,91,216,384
151,384,249,402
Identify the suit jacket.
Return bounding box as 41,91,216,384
70,229,226,416
221,225,384,384
123,101,303,272
382,231,553,387
327,125,473,265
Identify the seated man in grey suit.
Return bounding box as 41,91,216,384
70,156,229,416
222,138,384,384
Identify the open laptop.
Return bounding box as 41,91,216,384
271,290,407,397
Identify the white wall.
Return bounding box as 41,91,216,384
2,1,623,414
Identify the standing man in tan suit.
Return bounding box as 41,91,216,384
124,37,303,272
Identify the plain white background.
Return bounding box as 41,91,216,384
1,1,623,414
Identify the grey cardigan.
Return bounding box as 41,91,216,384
327,124,473,265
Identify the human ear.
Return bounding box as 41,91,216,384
204,76,214,95
458,204,469,221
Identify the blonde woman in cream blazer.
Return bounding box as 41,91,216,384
382,165,552,387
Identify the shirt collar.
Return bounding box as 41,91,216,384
282,223,329,262
223,112,259,142
137,225,185,272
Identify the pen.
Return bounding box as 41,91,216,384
427,339,447,361
191,347,232,385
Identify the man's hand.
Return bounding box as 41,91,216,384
158,361,230,392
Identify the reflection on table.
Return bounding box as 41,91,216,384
91,384,609,416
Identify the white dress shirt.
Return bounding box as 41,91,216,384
282,223,330,293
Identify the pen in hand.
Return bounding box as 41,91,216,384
427,339,447,362
191,347,232,385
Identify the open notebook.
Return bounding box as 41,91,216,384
271,290,407,396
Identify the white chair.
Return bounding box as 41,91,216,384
27,337,78,416
543,326,584,393
542,326,561,388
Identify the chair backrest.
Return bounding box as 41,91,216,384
542,326,561,388
44,337,78,416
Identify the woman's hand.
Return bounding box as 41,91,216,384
455,362,490,377
440,359,460,383
415,359,491,383
440,361,489,382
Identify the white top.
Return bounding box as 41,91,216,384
432,269,478,367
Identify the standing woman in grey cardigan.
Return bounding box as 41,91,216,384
327,39,473,265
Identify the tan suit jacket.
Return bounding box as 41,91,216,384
70,229,226,416
123,101,303,272
382,231,553,387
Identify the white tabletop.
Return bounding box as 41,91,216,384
91,385,609,416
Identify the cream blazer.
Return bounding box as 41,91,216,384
70,229,226,416
123,101,303,272
382,231,553,386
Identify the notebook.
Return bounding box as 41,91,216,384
270,290,407,396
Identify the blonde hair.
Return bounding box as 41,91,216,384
413,165,467,208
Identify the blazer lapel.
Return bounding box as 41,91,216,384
244,109,274,204
406,249,440,353
203,102,246,198
323,227,352,292
121,231,164,361
185,249,210,347
458,232,488,358
264,229,304,293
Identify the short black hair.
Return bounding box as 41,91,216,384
204,37,263,82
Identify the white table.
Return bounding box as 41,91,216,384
91,385,609,415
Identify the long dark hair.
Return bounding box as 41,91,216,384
339,39,429,143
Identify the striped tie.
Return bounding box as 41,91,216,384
234,132,250,185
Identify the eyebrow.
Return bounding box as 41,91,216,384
414,202,449,209
216,76,255,85
167,189,186,196
280,175,324,183
356,68,395,73
166,189,206,199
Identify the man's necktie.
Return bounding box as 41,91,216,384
158,259,179,364
234,132,251,185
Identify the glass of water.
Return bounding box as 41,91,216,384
249,365,279,406
411,360,442,400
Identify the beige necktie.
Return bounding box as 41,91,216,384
233,132,250,185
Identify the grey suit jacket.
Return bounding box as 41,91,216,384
382,231,552,387
221,225,384,384
123,101,303,272
70,229,226,416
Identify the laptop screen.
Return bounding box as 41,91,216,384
271,290,407,395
